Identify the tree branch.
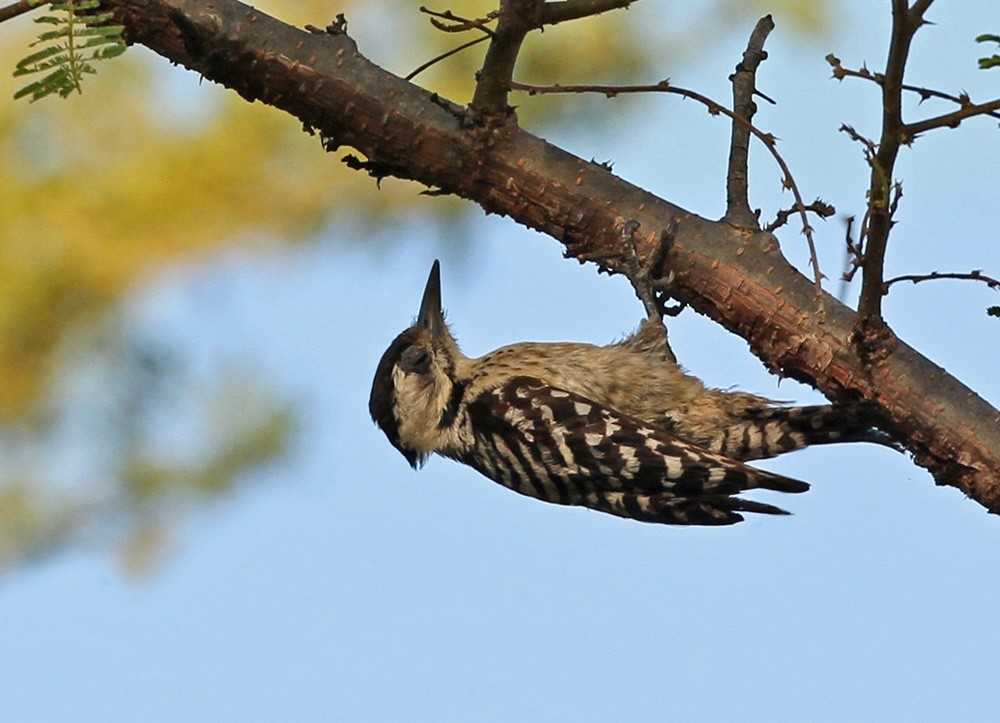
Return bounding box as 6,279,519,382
827,53,1000,123
854,0,945,343
725,14,774,229
855,0,919,331
540,0,636,25
406,34,490,82
905,97,1000,136
99,0,1000,515
470,0,542,117
420,6,498,34
766,200,835,233
0,0,35,24
468,0,638,116
510,79,825,290
884,270,1000,293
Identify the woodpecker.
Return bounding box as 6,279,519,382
369,261,893,526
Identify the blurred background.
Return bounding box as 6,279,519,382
1,0,998,720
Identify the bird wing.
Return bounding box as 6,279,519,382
459,376,809,526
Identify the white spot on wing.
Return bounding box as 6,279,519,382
664,456,684,479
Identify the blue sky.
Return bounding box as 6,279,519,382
2,1,999,721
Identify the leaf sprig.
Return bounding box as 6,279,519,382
13,0,126,102
977,34,1000,71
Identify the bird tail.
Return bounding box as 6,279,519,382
585,486,804,526
712,402,898,462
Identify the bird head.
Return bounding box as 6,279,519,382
369,260,463,467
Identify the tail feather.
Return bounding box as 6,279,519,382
714,402,898,461
586,489,801,526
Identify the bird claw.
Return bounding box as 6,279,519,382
620,219,680,321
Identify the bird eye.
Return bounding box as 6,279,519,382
400,345,431,373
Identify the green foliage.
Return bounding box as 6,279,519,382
988,306,1000,318
976,34,1000,70
13,0,125,102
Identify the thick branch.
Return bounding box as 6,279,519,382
100,0,1000,514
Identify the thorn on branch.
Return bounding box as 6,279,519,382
304,13,348,36
766,199,836,233
754,88,777,105
342,153,399,186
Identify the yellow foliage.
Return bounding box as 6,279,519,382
0,4,395,420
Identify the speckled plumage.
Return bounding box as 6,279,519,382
369,261,892,526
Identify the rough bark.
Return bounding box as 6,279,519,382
103,0,1000,514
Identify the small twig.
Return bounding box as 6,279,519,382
410,6,498,84
840,215,865,283
420,6,498,34
510,78,826,290
905,98,1000,137
726,15,774,229
888,181,903,219
827,54,1000,123
767,199,835,232
0,0,36,23
883,270,1000,293
839,123,877,158
406,35,490,81
838,215,862,302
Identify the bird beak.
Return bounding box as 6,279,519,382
417,259,445,339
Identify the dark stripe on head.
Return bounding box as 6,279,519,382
437,378,468,430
